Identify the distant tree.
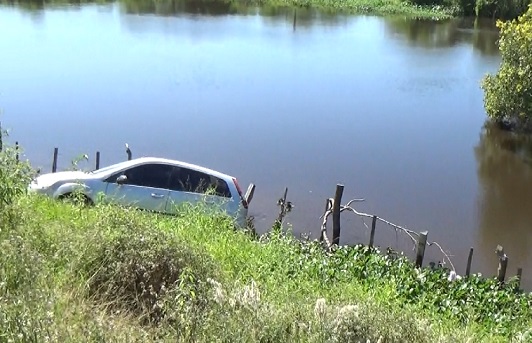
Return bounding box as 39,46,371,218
475,0,531,19
482,5,532,131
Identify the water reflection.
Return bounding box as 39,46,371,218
120,0,349,29
121,0,239,16
118,0,500,55
2,0,499,55
475,123,532,284
385,17,499,56
0,0,111,10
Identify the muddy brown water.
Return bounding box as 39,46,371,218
1,1,530,289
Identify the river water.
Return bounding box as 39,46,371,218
1,1,530,288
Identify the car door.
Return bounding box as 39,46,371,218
104,163,172,213
165,166,231,214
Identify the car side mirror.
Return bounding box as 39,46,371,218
116,175,128,185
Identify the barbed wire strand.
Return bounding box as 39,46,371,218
320,197,456,272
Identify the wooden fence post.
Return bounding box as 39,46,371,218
276,187,290,226
244,183,256,205
52,147,59,173
415,231,428,267
465,247,474,277
125,143,132,160
496,245,508,283
516,268,523,289
369,215,377,248
332,184,344,246
15,141,19,162
95,151,100,170
0,121,3,152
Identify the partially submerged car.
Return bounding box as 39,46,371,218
29,157,249,226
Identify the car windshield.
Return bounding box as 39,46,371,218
89,160,133,174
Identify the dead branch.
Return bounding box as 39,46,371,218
428,240,456,272
319,199,333,249
338,199,420,246
320,196,457,272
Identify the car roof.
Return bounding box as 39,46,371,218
96,157,236,180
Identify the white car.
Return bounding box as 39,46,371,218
29,157,249,226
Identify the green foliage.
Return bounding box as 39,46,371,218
0,150,57,342
1,0,531,20
81,215,219,324
68,153,89,171
476,0,531,19
0,156,531,341
0,236,57,342
16,0,457,19
407,0,530,17
0,136,33,211
482,5,532,128
119,0,531,18
246,236,532,336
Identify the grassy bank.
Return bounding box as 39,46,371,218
1,147,532,342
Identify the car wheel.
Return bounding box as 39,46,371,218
59,192,93,206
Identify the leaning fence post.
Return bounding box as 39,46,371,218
496,245,508,283
95,151,100,170
369,215,377,248
320,198,331,243
52,147,59,173
465,247,474,277
244,183,256,205
275,187,291,227
415,231,428,267
332,184,344,246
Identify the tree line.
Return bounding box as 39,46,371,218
413,0,530,19
482,4,532,130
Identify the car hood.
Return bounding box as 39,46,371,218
33,171,93,188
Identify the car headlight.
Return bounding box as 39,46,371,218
29,178,53,192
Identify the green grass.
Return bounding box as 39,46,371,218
0,195,531,342
1,146,532,342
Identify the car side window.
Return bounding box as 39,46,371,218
168,167,231,197
210,176,231,198
110,164,173,189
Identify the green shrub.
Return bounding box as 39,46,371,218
241,234,532,336
192,280,436,343
0,137,34,215
0,139,56,341
482,4,532,129
79,212,219,324
476,0,530,19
